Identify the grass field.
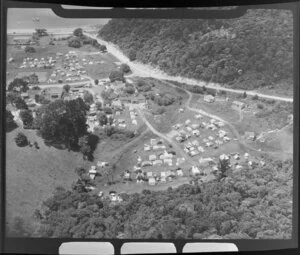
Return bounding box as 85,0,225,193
6,39,120,86
5,127,82,228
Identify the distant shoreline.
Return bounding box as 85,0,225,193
7,25,98,35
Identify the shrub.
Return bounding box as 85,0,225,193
24,46,36,53
68,37,82,48
257,103,264,109
128,49,137,61
252,94,259,100
109,70,124,82
120,63,131,74
94,79,99,85
73,28,83,37
20,109,34,127
15,132,29,147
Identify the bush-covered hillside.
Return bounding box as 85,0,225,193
99,9,293,91
29,157,292,239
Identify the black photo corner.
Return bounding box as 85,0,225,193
0,0,299,254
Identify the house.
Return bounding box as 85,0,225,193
223,136,231,142
186,126,192,132
147,172,153,178
190,150,200,157
42,87,62,101
244,153,249,159
204,95,215,103
153,159,163,166
13,36,32,45
197,146,204,152
97,161,109,168
131,94,145,104
218,130,227,138
149,154,156,161
20,92,29,100
208,136,214,141
232,101,246,111
148,177,156,186
150,139,157,146
192,140,200,146
141,161,153,167
160,151,173,160
111,99,123,110
195,114,202,119
161,171,166,177
144,144,151,151
124,171,131,180
176,136,184,143
192,130,200,136
89,167,97,180
191,166,201,175
153,145,166,151
177,169,184,176
191,123,200,130
185,119,191,126
164,158,172,166
245,132,256,141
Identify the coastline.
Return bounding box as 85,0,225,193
7,25,97,35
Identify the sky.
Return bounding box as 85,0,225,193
7,8,109,31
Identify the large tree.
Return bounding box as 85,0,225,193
8,78,29,92
6,110,17,131
73,28,83,37
109,70,125,82
36,98,89,149
19,109,34,127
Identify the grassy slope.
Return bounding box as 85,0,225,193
6,127,81,226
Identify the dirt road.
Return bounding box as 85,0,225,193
87,33,293,103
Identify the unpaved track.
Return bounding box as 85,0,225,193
87,33,293,103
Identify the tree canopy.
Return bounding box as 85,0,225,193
35,98,89,149
99,10,293,91
36,157,292,239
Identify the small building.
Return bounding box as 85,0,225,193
177,169,184,176
192,130,200,136
149,154,157,161
191,123,200,130
148,177,156,186
204,95,215,103
191,166,201,175
164,158,172,166
153,159,163,166
144,144,151,151
141,161,153,167
245,132,256,141
147,171,153,178
185,119,191,126
232,101,246,111
190,150,200,157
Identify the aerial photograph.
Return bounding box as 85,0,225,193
5,7,293,239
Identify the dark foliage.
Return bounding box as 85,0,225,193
15,132,29,147
24,46,36,53
37,158,292,239
35,98,89,150
99,10,292,90
6,110,17,132
8,78,29,92
109,70,125,82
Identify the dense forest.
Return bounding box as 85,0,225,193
99,9,293,91
20,156,292,239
